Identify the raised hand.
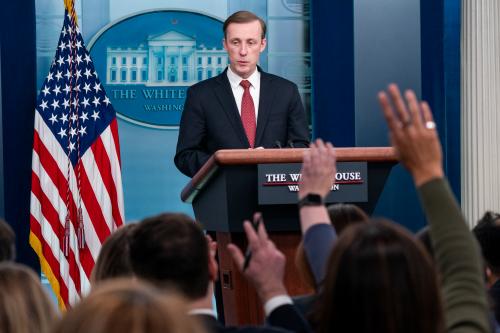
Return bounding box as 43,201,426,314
378,84,444,186
227,213,287,302
299,139,337,199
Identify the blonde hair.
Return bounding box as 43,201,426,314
54,278,206,333
0,263,58,333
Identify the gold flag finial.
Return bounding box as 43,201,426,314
64,0,78,24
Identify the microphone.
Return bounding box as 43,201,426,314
287,140,295,148
275,140,283,149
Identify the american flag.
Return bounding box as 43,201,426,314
30,7,124,309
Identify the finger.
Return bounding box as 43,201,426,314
405,90,423,130
257,219,269,240
302,150,311,169
243,220,260,247
421,101,434,123
209,241,218,257
388,84,410,124
227,244,245,271
378,92,401,132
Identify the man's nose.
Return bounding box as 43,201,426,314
239,43,248,56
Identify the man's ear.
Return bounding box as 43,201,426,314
260,38,267,53
223,38,228,51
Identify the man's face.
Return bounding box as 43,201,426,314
223,20,267,79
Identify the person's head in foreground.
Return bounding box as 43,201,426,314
129,213,216,300
473,211,500,286
91,223,137,285
0,262,58,333
53,279,205,333
315,220,444,333
0,218,15,261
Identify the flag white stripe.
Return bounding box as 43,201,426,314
99,126,125,227
32,150,101,266
80,148,114,233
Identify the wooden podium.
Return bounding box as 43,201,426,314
181,147,397,325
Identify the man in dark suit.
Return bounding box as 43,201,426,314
175,11,310,177
129,212,311,333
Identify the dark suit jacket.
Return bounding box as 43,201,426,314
175,68,310,177
193,303,311,333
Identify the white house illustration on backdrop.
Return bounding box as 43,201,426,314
106,30,228,86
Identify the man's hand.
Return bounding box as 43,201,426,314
299,139,337,199
227,213,287,303
378,84,443,186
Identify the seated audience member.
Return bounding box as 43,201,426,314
129,213,310,333
0,262,58,333
295,203,369,290
91,223,137,285
0,218,15,261
327,203,369,234
473,211,500,325
53,279,203,333
297,84,490,333
293,203,368,316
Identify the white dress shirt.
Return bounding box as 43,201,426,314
226,66,261,123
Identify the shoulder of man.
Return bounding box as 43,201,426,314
188,70,229,93
259,70,298,89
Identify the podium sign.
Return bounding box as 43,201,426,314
258,162,368,205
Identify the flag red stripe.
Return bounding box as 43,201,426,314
31,172,81,293
33,131,95,277
110,119,121,163
29,215,70,304
77,160,112,242
91,137,123,228
33,131,78,226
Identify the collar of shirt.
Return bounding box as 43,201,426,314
226,66,261,119
227,66,261,91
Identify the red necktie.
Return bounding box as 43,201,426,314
240,80,256,148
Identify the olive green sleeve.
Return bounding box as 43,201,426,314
418,178,490,333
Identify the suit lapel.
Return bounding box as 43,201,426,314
255,70,276,147
213,71,249,147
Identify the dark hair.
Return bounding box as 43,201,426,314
91,223,137,284
0,263,58,333
0,218,15,261
316,219,444,333
327,203,369,234
53,279,205,333
473,211,500,275
223,11,266,39
129,213,209,300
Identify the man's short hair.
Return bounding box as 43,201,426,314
0,219,15,261
473,211,500,275
223,11,267,39
129,213,209,300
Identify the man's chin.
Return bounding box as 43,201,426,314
234,66,255,79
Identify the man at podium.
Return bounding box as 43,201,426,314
174,10,310,177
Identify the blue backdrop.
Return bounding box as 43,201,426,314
1,0,460,269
